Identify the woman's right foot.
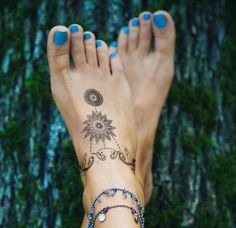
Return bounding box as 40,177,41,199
110,11,176,204
47,24,144,227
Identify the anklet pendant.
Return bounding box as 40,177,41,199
122,188,127,199
98,212,106,222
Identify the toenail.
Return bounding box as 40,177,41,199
153,14,167,29
110,52,117,59
122,26,129,35
54,31,67,46
110,41,117,48
96,40,102,48
143,13,151,21
84,33,91,40
70,24,79,33
131,18,139,27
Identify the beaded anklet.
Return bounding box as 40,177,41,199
87,188,145,228
94,204,142,224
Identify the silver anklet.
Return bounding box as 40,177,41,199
94,204,142,224
87,188,145,228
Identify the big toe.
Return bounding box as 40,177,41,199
152,11,175,56
47,26,70,74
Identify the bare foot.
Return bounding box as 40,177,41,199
110,11,176,204
47,24,143,227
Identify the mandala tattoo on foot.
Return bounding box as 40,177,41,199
82,111,116,143
79,89,135,175
84,89,103,107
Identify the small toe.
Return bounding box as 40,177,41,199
117,26,129,56
69,24,86,68
83,32,98,67
96,40,110,72
110,52,123,76
47,26,70,74
109,41,118,54
137,12,152,54
128,18,140,53
152,11,176,56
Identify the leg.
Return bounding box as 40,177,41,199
47,24,144,227
111,11,176,204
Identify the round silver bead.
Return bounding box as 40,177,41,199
98,213,106,222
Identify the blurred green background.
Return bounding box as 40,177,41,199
0,0,236,227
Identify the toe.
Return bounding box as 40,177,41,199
109,41,118,54
110,52,123,76
117,26,129,56
83,32,98,67
152,11,176,56
96,40,110,72
137,12,152,54
69,24,86,68
128,18,140,53
47,26,70,74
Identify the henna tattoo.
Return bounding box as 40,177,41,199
84,89,103,107
82,111,116,143
80,147,136,175
81,88,135,174
92,151,106,161
80,153,95,173
119,147,136,171
110,149,119,159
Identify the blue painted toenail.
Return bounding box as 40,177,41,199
70,25,79,33
96,40,102,47
122,26,129,35
110,41,117,48
153,14,167,29
54,31,67,46
84,33,91,40
143,13,151,21
131,18,139,27
110,52,117,59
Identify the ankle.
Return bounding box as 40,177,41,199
83,174,145,228
82,168,144,214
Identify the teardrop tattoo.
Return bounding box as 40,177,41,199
80,89,135,175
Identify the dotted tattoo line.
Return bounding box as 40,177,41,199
81,89,135,174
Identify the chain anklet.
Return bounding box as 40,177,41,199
94,204,142,224
87,188,145,228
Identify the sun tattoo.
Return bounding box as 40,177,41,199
80,89,135,175
82,111,116,143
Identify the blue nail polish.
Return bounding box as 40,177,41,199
54,31,67,46
131,18,139,27
153,14,167,29
110,41,117,48
96,40,102,47
84,33,91,40
122,26,129,35
143,13,151,21
110,52,117,59
70,25,79,33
